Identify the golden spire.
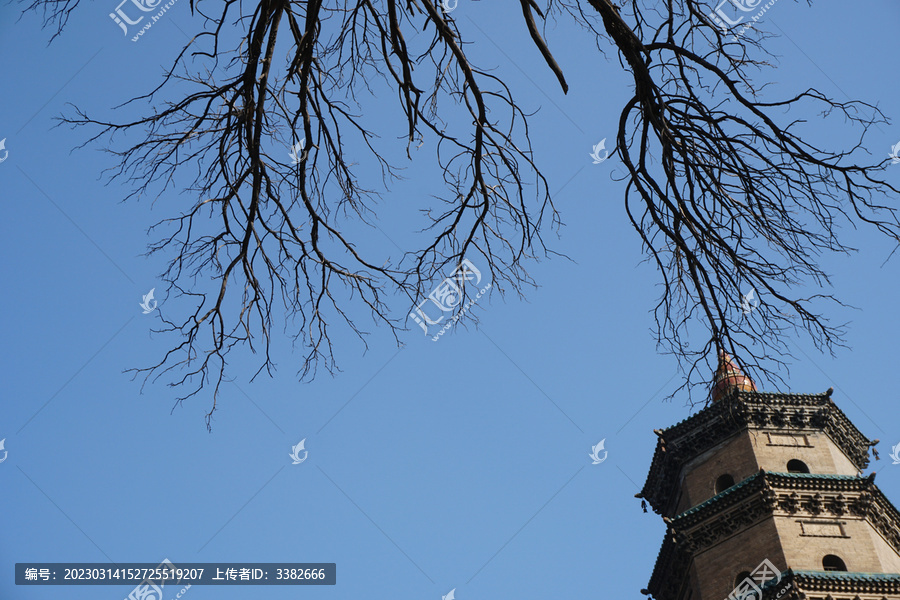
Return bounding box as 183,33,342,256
710,352,756,403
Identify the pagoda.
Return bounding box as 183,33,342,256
636,354,900,600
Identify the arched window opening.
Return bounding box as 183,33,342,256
787,459,810,473
822,555,847,571
734,571,752,588
715,474,736,494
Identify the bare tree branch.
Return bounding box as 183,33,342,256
23,0,900,422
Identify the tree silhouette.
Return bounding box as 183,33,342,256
24,0,900,424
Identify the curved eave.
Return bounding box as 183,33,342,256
647,534,691,600
672,471,868,527
638,390,873,516
768,569,900,598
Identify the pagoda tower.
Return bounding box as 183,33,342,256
636,354,900,600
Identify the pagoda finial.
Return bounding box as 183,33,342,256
710,351,756,403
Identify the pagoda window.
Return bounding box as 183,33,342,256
787,459,810,473
822,555,847,571
715,474,736,494
734,571,752,588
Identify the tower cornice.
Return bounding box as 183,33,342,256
766,570,900,600
647,472,900,600
639,390,874,516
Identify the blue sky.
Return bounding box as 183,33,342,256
2,1,900,599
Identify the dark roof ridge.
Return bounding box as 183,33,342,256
639,389,874,515
671,470,880,526
662,389,831,440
